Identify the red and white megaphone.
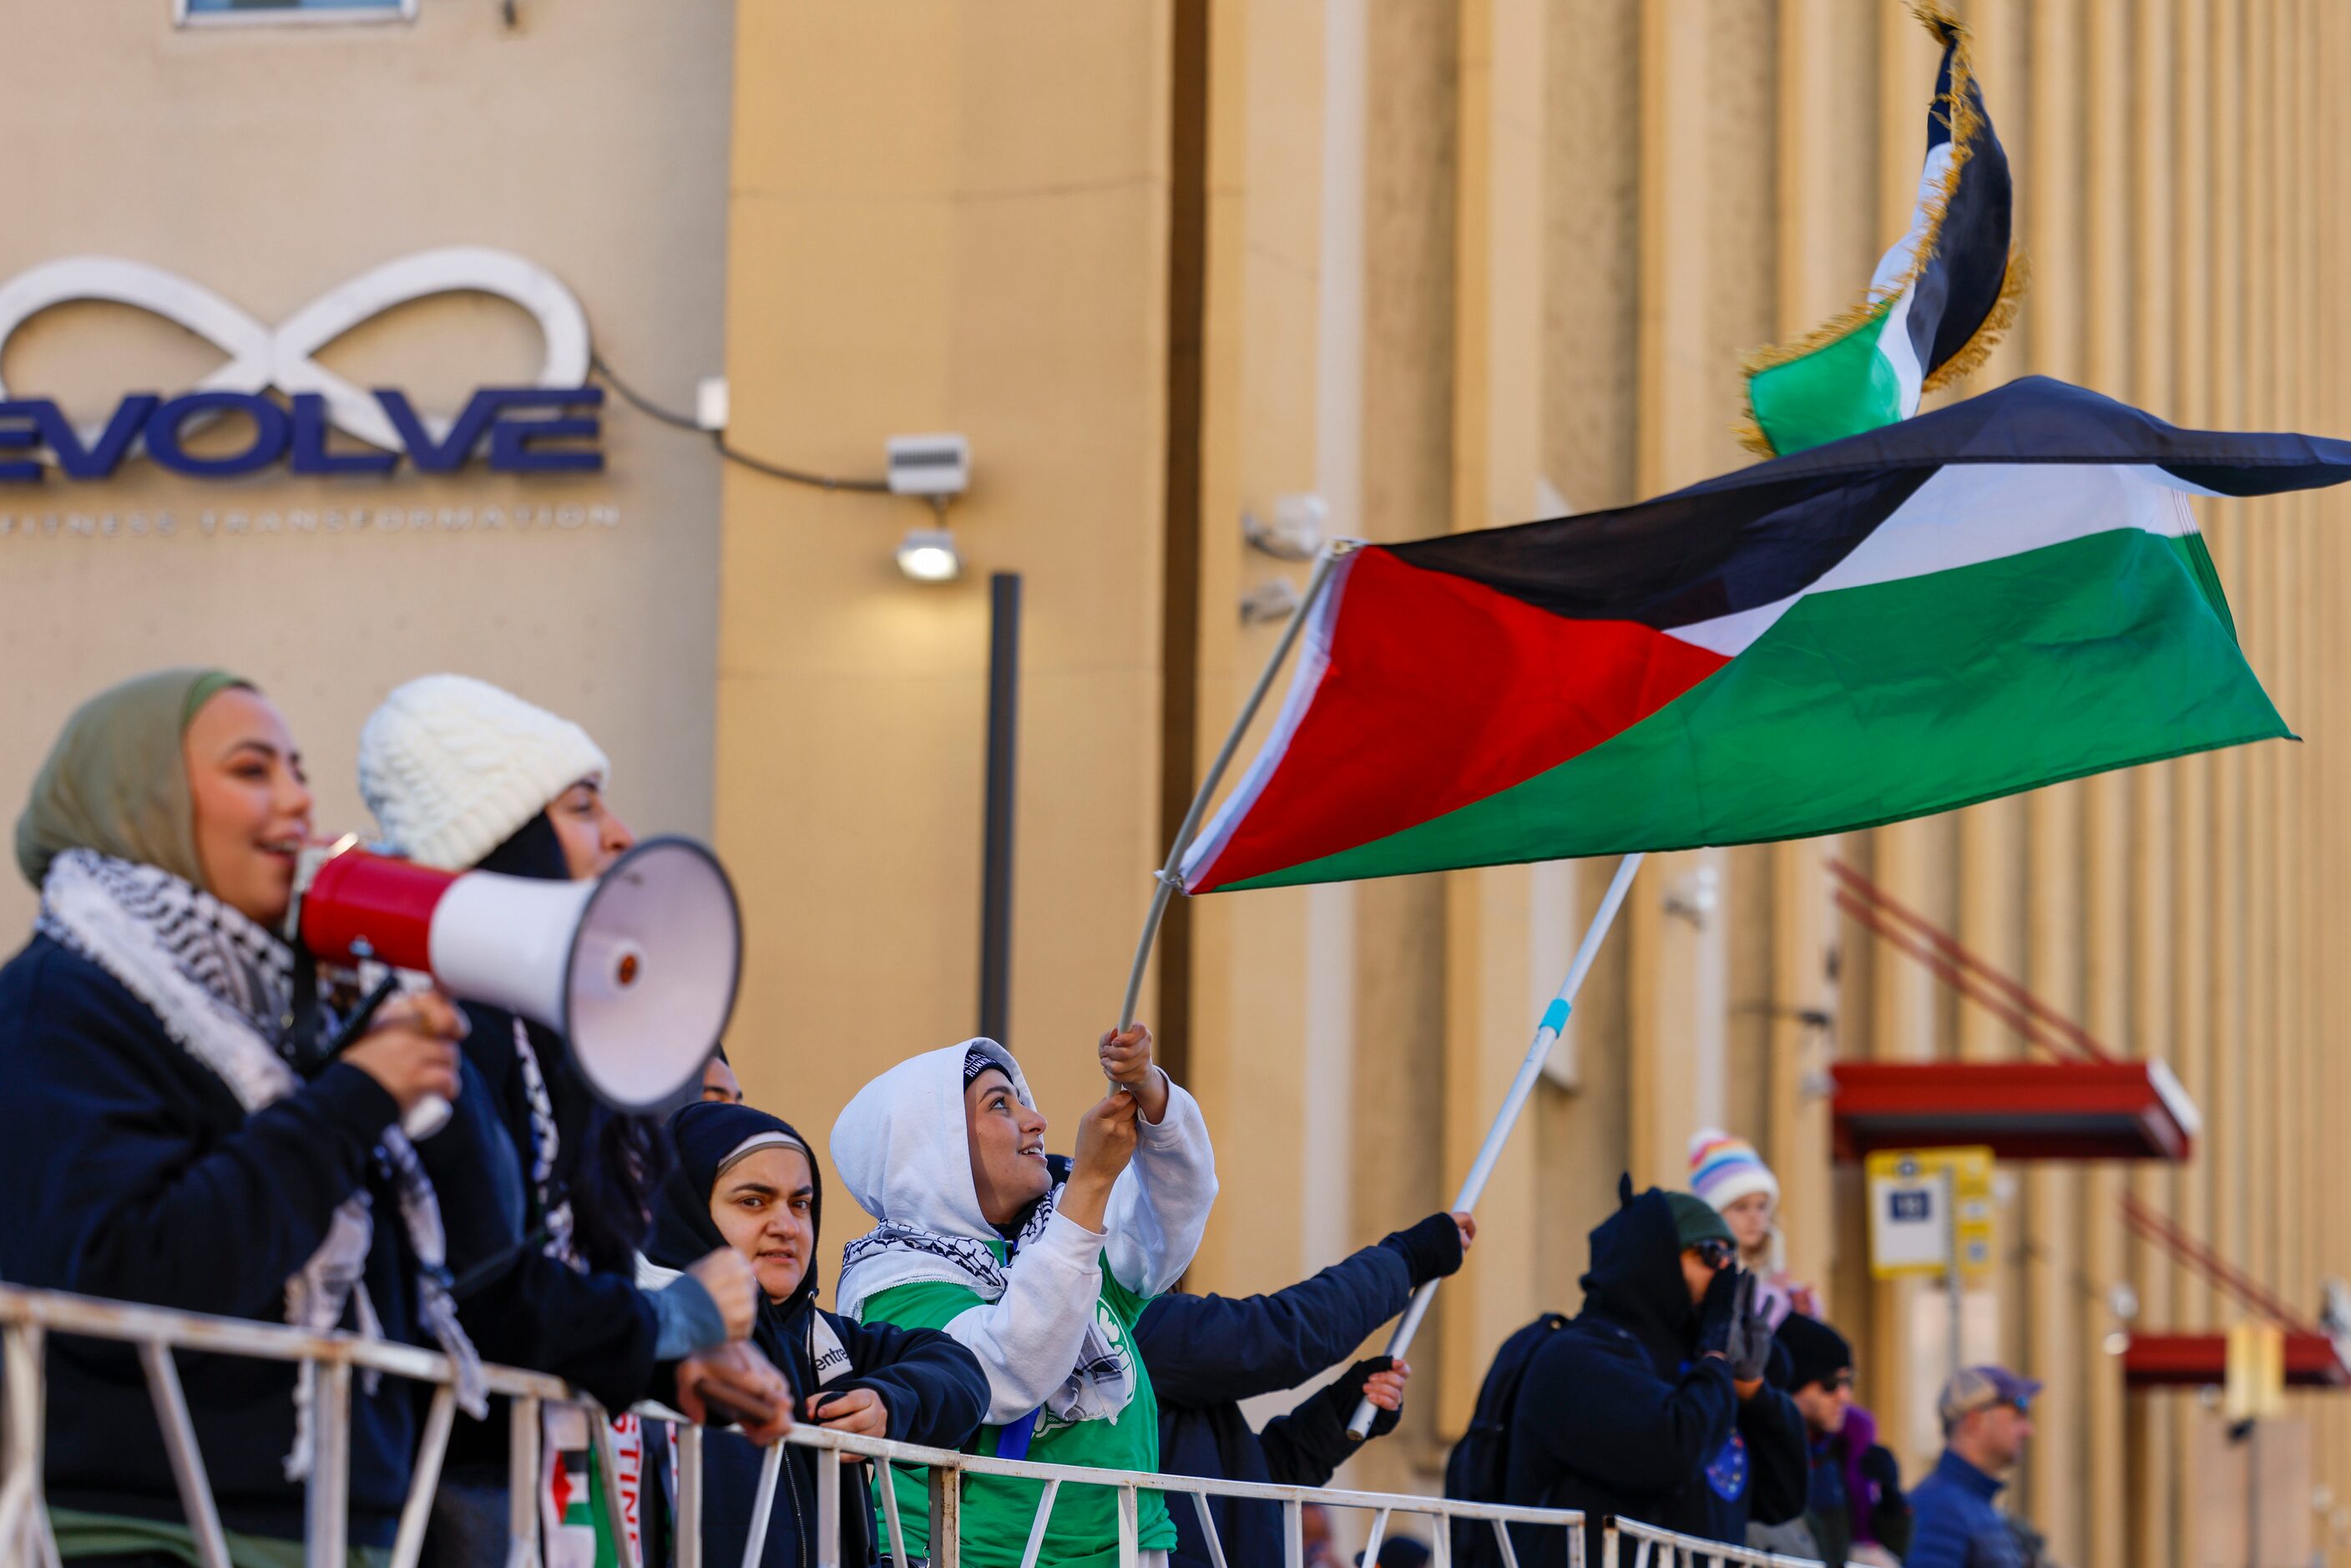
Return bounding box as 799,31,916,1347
286,834,743,1114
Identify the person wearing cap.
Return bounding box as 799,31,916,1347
1142,1209,1473,1568
832,1025,1217,1567
639,1100,990,1566
1688,1128,1818,1329
1502,1178,1807,1568
1746,1314,1910,1566
359,674,779,1562
1906,1365,2040,1567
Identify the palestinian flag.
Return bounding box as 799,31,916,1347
1178,377,2344,895
1740,3,2023,458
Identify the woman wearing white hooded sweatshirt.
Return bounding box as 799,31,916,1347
833,1024,1217,1568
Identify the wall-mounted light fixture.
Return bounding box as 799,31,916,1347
895,526,963,584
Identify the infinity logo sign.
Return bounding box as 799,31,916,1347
0,248,591,454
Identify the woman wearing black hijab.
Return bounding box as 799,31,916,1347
646,1100,991,1566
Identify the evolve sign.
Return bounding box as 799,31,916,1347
0,250,604,482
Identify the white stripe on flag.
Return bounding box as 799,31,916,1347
1179,550,1359,885
1666,462,2200,658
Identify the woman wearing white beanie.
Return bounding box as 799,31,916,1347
361,675,768,1564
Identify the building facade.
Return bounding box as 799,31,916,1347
0,2,2343,1563
716,4,2351,1565
0,0,736,939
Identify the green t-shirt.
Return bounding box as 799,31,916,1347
859,1249,1174,1568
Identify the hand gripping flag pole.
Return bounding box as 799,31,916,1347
1344,850,1646,1439
1117,542,1353,1031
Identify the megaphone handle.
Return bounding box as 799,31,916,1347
325,974,402,1057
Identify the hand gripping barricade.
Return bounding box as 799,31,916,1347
0,1282,1639,1568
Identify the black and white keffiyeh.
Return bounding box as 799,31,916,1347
840,1186,1136,1424
36,849,487,1473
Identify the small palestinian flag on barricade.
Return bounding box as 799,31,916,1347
1740,3,2024,458
1176,378,2345,894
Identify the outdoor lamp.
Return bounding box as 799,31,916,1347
896,525,963,584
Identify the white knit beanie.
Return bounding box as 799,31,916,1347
357,675,611,872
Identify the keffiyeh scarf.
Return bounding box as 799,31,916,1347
36,849,486,1474
841,1186,1135,1425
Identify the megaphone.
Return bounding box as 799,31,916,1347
286,835,743,1114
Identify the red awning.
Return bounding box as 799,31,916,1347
1830,1059,2199,1162
2121,1333,2350,1389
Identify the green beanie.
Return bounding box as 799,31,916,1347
1666,1191,1735,1251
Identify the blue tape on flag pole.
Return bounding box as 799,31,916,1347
1540,999,1571,1035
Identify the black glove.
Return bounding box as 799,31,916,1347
1335,1355,1403,1439
1858,1444,1902,1492
1722,1272,1772,1382
1380,1213,1465,1287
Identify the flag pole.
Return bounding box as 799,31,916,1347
1117,541,1352,1030
1345,850,1647,1439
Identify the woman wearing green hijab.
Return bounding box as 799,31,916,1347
0,671,786,1565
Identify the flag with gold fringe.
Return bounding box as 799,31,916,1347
1739,4,2025,458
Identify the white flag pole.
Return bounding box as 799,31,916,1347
1344,850,1647,1439
1116,542,1352,1031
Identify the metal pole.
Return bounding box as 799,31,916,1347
1118,543,1349,1029
1943,1168,1962,1378
980,571,1022,1042
304,1357,352,1568
1347,852,1646,1439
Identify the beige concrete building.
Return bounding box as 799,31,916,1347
716,3,2351,1565
0,0,736,942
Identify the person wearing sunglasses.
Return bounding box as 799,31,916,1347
1907,1365,2040,1567
1746,1314,1911,1566
1498,1177,1807,1568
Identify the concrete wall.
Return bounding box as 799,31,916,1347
717,3,2351,1560
0,1,734,923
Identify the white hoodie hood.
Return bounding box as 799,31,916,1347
832,1036,1029,1242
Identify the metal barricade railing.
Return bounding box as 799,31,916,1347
1600,1515,1826,1568
0,1280,1605,1568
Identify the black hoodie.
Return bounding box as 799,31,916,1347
642,1101,989,1568
1502,1179,1807,1568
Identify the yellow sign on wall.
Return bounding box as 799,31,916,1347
1865,1146,1996,1285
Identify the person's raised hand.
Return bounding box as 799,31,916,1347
1098,1024,1168,1122
685,1247,759,1341
675,1341,793,1444
1383,1212,1469,1286
1060,1090,1140,1232
342,990,465,1115
1454,1212,1477,1251
808,1386,890,1438
1337,1356,1407,1440
1723,1271,1774,1384
1362,1360,1410,1411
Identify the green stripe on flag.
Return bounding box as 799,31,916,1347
1220,527,2284,889
1747,304,1912,457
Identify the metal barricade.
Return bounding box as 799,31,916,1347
1600,1515,1826,1568
0,1280,1606,1568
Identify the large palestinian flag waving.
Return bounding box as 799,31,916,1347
1179,377,2345,894
1740,3,2022,458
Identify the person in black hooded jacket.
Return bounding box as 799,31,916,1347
1140,1211,1472,1568
1503,1177,1807,1568
643,1100,992,1567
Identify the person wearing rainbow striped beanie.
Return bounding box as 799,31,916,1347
1687,1129,1818,1328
